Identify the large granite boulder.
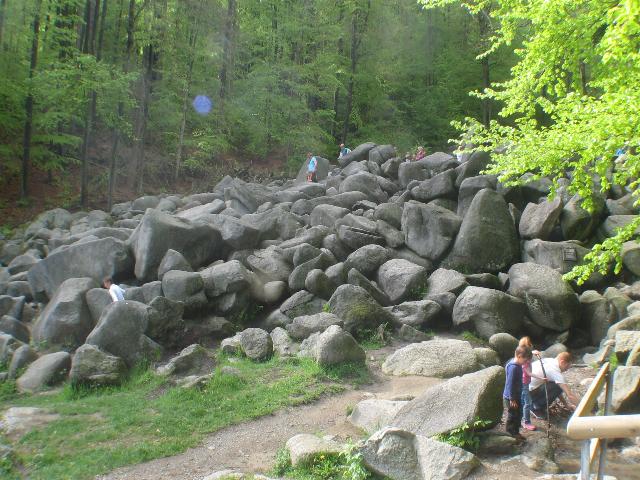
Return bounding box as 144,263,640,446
361,427,479,480
377,259,427,304
130,209,223,282
411,170,457,203
457,175,497,218
32,277,98,350
426,268,468,296
339,171,387,203
162,270,207,314
611,366,640,413
382,339,480,378
508,263,579,331
519,198,563,240
285,433,342,467
401,202,462,261
198,214,261,251
246,247,292,284
86,301,159,368
443,189,519,274
311,324,365,367
390,366,505,437
348,399,408,434
201,260,252,298
328,284,394,333
238,328,273,361
285,312,343,340
69,344,127,386
309,204,350,229
386,300,442,329
157,344,215,377
344,245,391,278
452,286,527,339
338,142,377,167
27,237,133,300
16,351,71,393
560,193,605,241
157,249,192,280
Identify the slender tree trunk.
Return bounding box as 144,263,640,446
0,0,7,48
107,0,134,210
331,1,345,140
341,1,370,144
219,0,237,104
21,0,43,199
579,60,588,95
175,27,198,184
478,9,491,128
80,0,100,209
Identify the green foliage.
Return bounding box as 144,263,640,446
322,303,331,313
0,356,348,480
271,441,371,480
320,362,371,387
421,0,640,283
435,418,492,452
356,324,390,350
461,330,487,346
608,352,619,374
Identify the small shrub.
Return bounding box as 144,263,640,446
272,448,292,476
461,330,486,346
608,352,619,373
322,303,331,313
356,323,389,350
435,418,492,452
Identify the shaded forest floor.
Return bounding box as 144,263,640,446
0,139,292,233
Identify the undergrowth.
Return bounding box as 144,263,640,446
435,418,492,452
461,330,487,346
272,442,371,480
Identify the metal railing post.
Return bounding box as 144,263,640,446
581,439,591,480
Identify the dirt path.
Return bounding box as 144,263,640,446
99,373,440,480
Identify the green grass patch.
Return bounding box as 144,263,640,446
356,324,390,351
0,356,361,480
461,330,487,346
271,443,373,480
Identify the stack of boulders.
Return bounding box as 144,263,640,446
1,142,639,477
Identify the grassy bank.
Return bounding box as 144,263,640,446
0,356,370,480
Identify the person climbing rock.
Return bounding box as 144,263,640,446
103,277,125,302
338,143,351,159
306,152,318,183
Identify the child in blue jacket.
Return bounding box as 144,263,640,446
503,345,533,440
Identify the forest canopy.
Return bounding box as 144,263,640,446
0,0,515,208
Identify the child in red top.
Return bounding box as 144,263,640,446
519,336,544,431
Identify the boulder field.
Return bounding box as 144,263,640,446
2,142,640,478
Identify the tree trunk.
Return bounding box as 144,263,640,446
80,0,100,209
0,0,8,48
218,0,237,103
107,0,134,210
175,28,198,184
341,1,370,144
478,9,491,128
21,0,43,200
331,1,345,140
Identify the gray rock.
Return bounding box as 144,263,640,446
313,324,365,366
201,260,251,298
270,327,297,357
426,268,468,296
386,300,442,329
146,296,185,345
454,150,491,187
69,344,127,386
7,345,38,378
0,295,25,319
304,269,337,299
239,328,273,361
247,247,292,284
622,241,640,276
411,169,457,203
0,315,29,343
443,189,519,274
508,263,579,331
338,142,377,167
339,171,387,203
398,162,428,188
285,433,342,467
157,249,192,280
286,312,343,340
402,202,461,261
349,399,408,434
162,270,207,314
390,365,504,437
488,333,519,362
344,245,390,278
175,199,225,220
377,259,427,304
347,268,390,306
397,324,431,342
519,197,563,240
28,237,133,301
86,301,158,368
85,288,113,324
309,204,349,229
374,203,403,229
130,209,223,282
452,286,527,339
376,219,404,248
612,366,640,413
361,427,479,480
457,175,497,218
579,290,615,345
16,351,71,393
522,437,561,474
33,277,98,350
382,339,480,378
328,284,393,333
560,194,605,241
157,344,215,377
279,290,325,319
474,347,501,367
288,254,332,292
199,214,261,251
337,224,385,250
8,252,40,275
465,272,502,290
0,333,24,364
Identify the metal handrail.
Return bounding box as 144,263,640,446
566,361,640,480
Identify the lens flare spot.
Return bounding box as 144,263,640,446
192,95,212,115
